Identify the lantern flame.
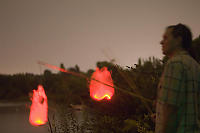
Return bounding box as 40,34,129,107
35,120,45,125
29,85,48,126
94,94,111,100
90,67,114,101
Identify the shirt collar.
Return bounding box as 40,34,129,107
173,49,189,57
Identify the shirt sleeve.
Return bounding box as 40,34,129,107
158,61,185,106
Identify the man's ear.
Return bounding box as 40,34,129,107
177,36,182,45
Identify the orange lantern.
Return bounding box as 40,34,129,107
29,85,48,126
89,67,114,101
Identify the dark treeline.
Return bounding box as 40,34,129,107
0,57,163,104
0,36,199,132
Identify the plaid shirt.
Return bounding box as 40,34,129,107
156,50,200,133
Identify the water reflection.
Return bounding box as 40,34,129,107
0,103,49,133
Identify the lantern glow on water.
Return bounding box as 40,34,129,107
89,67,114,101
29,85,48,126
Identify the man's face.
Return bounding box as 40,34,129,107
160,28,179,56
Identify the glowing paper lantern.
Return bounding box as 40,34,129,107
89,67,114,101
29,85,48,126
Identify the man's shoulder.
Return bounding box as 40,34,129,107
166,55,185,67
167,52,200,71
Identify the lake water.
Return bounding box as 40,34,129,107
0,102,49,133
0,102,96,133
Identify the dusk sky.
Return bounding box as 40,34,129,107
0,0,200,74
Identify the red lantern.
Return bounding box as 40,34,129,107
89,67,114,101
29,85,48,126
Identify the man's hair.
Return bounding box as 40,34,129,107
167,23,198,61
167,23,192,50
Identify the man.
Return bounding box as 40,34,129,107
155,23,200,133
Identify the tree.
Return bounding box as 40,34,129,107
59,63,67,75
